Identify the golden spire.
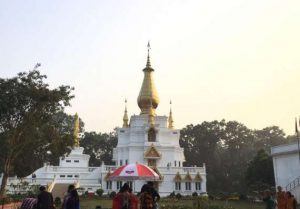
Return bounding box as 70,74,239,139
168,100,174,129
137,42,160,115
73,113,80,147
123,99,129,128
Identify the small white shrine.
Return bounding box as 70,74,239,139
271,142,300,201
1,45,207,197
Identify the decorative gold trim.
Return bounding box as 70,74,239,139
152,167,164,181
144,144,161,159
104,171,111,180
174,172,182,182
194,172,203,182
184,172,192,181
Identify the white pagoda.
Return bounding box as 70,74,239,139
1,45,207,197
106,44,207,196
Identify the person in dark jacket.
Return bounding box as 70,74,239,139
37,186,54,209
61,185,75,209
65,189,80,209
147,182,160,209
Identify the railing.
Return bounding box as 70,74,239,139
157,166,205,174
74,178,102,185
286,176,300,191
105,166,117,171
48,166,99,172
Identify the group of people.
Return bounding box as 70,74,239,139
20,184,79,209
263,186,297,209
112,182,160,209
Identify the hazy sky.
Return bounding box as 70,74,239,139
1,0,300,135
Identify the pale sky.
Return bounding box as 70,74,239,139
1,0,300,135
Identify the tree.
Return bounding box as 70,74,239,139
80,131,117,166
220,121,255,193
180,120,257,193
0,70,73,197
180,120,226,192
12,112,85,177
245,149,275,191
253,126,286,152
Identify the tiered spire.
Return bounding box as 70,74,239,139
137,42,160,115
168,101,174,129
73,113,80,147
123,99,129,128
146,41,151,68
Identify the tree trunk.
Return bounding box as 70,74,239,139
0,158,11,198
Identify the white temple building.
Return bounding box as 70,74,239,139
271,142,300,201
1,45,207,197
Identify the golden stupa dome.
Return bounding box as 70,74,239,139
137,42,160,115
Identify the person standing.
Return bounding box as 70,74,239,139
286,192,297,209
139,184,153,209
112,183,137,209
128,188,138,209
61,185,75,209
262,190,276,209
65,189,80,209
37,186,54,209
147,182,160,209
276,186,287,209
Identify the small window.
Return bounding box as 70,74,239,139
120,160,123,166
175,182,181,190
185,182,191,190
74,175,79,178
174,161,177,167
67,175,72,178
195,182,201,191
126,181,133,189
60,175,65,178
125,160,128,165
148,128,156,142
66,160,71,163
106,181,112,190
117,181,123,190
120,130,125,133
74,160,79,163
179,161,181,167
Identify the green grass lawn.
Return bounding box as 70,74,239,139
79,198,265,209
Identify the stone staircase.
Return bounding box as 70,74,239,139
51,183,70,199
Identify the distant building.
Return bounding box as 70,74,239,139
271,142,300,201
1,45,207,197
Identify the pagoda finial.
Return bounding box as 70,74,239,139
73,113,80,147
123,99,129,128
168,100,174,129
146,41,151,67
137,42,160,115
